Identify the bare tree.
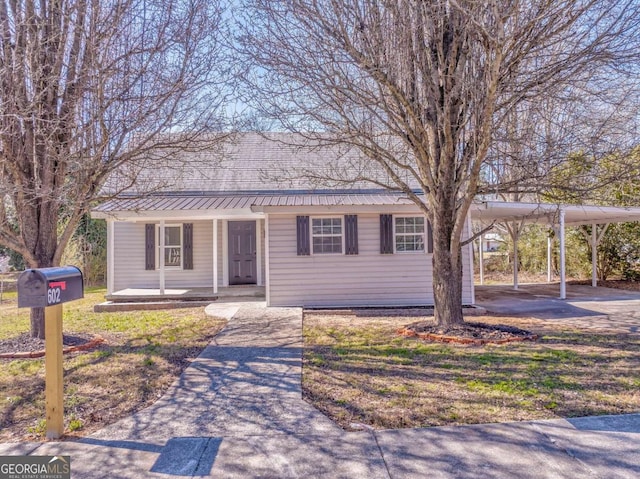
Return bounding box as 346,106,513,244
0,0,232,338
238,0,640,327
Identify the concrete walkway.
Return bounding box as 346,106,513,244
1,301,640,478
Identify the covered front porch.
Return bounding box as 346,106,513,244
94,285,266,312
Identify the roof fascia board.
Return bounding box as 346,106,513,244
253,204,421,214
91,209,263,221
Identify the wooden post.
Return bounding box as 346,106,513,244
45,303,64,439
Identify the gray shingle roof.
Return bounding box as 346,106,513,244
115,132,400,194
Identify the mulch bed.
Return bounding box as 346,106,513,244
0,332,104,359
398,321,539,345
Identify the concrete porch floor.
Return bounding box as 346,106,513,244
94,286,265,312
106,286,265,302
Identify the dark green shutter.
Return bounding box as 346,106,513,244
183,223,193,269
380,214,393,254
297,216,310,255
427,220,433,254
145,224,155,270
345,215,358,255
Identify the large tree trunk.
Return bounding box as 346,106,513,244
431,208,464,328
25,207,58,339
30,308,45,340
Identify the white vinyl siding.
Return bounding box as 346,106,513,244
267,212,474,307
113,221,213,290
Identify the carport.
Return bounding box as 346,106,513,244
471,201,640,299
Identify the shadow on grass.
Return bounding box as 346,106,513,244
301,328,640,429
0,329,221,440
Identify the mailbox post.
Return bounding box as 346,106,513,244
17,266,84,439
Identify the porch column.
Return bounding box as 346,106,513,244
592,223,597,288
559,209,566,300
256,219,263,286
159,219,165,295
547,234,552,283
213,219,218,294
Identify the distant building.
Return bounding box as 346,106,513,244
482,233,503,252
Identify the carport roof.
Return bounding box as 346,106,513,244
472,201,640,226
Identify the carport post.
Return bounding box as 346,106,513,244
559,209,566,299
547,234,552,283
592,223,597,288
512,224,519,291
479,235,484,285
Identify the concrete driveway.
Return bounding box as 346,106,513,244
475,283,640,333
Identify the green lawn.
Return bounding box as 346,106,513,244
0,288,226,440
303,312,640,429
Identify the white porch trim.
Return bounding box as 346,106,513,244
256,219,263,286
159,219,165,295
222,220,229,287
264,213,271,306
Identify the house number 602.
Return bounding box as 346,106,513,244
47,288,61,304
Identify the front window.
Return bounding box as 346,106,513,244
158,225,182,268
312,217,343,254
395,216,425,252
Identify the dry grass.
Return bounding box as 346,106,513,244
0,288,226,441
302,311,640,430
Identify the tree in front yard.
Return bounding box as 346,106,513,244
0,0,232,338
238,0,640,327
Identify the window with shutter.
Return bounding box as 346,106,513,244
344,215,358,255
145,224,155,270
183,223,193,270
296,216,310,255
311,217,343,254
395,216,426,252
380,214,393,254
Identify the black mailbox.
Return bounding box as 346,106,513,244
17,266,84,308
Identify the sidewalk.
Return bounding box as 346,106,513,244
1,301,639,478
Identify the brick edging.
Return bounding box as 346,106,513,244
0,335,106,359
397,328,539,345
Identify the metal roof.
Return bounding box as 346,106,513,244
93,194,640,226
93,192,416,215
